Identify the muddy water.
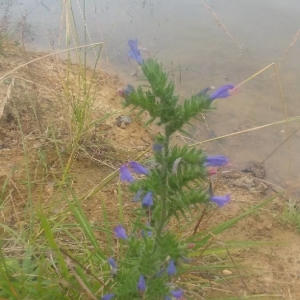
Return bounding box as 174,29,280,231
12,0,300,190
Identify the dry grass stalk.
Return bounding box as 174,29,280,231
201,0,243,50
0,43,103,82
189,115,300,147
272,63,291,170
279,28,300,68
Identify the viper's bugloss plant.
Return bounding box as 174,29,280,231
103,39,235,300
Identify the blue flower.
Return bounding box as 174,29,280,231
142,192,153,207
129,161,149,175
114,224,128,239
118,84,134,97
108,257,117,269
209,84,234,101
128,39,143,65
119,165,134,183
102,294,115,300
205,155,229,167
152,143,164,152
167,259,176,276
210,194,231,207
137,275,146,291
171,289,184,299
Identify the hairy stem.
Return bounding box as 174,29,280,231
156,130,170,238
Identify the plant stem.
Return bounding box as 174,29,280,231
156,131,170,238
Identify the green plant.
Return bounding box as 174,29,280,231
98,42,275,300
280,201,300,231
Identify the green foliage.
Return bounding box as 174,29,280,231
124,59,212,136
103,58,276,300
280,201,300,231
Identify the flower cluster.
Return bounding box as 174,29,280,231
103,257,184,299
119,161,148,183
121,39,235,102
119,161,154,209
120,157,231,210
119,83,235,103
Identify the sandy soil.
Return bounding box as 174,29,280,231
0,41,300,299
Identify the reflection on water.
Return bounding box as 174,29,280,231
11,0,300,188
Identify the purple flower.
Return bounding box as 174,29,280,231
102,294,115,300
167,259,176,276
171,289,184,299
128,39,143,65
137,275,146,291
118,84,134,97
119,165,134,183
124,84,134,95
209,84,234,101
153,143,164,151
129,161,149,175
165,297,172,300
114,224,128,239
205,155,229,167
142,192,153,207
108,257,117,269
210,194,231,207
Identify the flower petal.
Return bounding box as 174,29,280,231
142,192,153,207
205,155,229,167
153,143,164,151
128,39,143,65
171,289,184,299
129,161,149,175
102,294,115,300
119,165,134,182
209,84,234,101
210,194,231,207
207,167,218,176
118,84,134,97
114,224,128,239
108,257,117,269
137,275,146,291
167,259,176,276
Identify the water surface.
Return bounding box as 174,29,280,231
11,0,300,190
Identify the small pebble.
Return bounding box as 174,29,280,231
222,269,233,275
116,115,131,127
265,223,272,230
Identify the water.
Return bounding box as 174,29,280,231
10,0,300,189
